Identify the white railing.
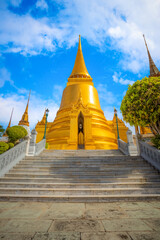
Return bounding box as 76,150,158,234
118,139,129,155
139,141,160,171
0,140,27,177
35,139,46,156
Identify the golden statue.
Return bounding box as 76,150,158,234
36,35,128,149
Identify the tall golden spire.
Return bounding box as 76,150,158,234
3,108,14,136
143,34,160,77
18,90,31,127
69,35,91,79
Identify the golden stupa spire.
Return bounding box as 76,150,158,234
143,34,160,77
69,35,91,79
3,108,14,136
18,90,31,127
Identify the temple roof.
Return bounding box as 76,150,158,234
19,91,31,127
69,35,91,79
143,34,160,77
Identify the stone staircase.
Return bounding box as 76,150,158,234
0,150,160,202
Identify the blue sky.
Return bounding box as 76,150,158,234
0,0,160,131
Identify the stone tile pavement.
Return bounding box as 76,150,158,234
0,201,160,239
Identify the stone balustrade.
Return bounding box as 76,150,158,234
35,139,46,156
0,140,27,177
28,128,46,156
118,139,129,155
0,127,46,176
118,129,139,156
139,141,160,171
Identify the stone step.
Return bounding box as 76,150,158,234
18,161,149,167
5,171,160,179
9,170,158,176
23,157,143,161
11,166,155,172
1,182,160,188
24,154,141,158
0,194,160,202
16,162,151,167
39,150,124,157
2,175,160,183
1,187,160,195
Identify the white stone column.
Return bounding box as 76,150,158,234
127,129,139,156
20,125,31,156
28,128,37,156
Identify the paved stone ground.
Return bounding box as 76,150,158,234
0,201,160,240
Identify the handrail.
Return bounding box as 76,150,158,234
0,140,27,177
139,141,160,171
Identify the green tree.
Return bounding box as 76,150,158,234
0,125,5,137
0,142,9,154
120,77,160,135
6,126,28,144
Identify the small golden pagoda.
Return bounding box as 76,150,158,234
36,36,128,149
36,109,52,143
19,91,31,127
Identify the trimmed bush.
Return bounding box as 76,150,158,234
120,76,160,135
151,135,160,150
0,142,9,154
6,126,27,144
8,142,14,149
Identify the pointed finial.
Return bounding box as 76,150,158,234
8,108,14,128
18,90,31,127
143,34,160,77
3,108,14,136
143,34,148,51
69,35,91,79
25,90,31,112
78,35,82,50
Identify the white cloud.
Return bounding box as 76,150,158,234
0,92,59,129
113,72,135,85
0,9,68,55
0,0,160,73
0,68,14,88
9,0,22,7
36,0,48,10
103,106,115,120
97,83,117,105
53,85,64,104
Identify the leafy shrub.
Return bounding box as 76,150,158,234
6,126,27,144
151,135,160,150
8,142,14,149
45,142,48,149
0,142,9,154
0,125,5,137
120,77,160,135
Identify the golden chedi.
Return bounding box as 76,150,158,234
45,35,118,150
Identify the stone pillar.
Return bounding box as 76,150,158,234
127,129,139,156
28,128,37,156
20,125,31,156
135,132,140,156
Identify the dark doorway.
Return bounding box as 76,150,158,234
78,112,84,149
